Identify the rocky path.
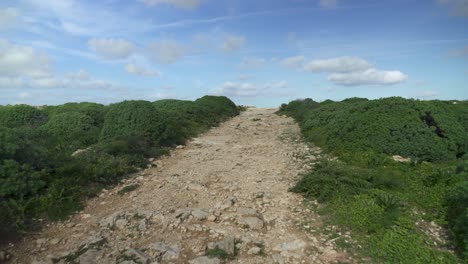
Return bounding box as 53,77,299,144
4,108,348,264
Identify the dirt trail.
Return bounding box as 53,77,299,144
5,108,347,264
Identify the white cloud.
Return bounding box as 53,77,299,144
213,81,288,97
238,57,265,70
18,92,32,99
215,82,260,97
438,0,468,17
147,40,185,64
125,63,160,77
30,77,66,89
0,7,19,30
65,69,91,81
304,56,372,73
87,38,134,59
221,34,246,52
327,68,408,86
0,77,24,89
0,39,52,78
319,0,338,8
142,0,202,9
281,56,305,68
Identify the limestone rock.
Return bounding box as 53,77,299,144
238,217,264,230
189,256,220,264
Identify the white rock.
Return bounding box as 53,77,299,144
247,246,262,255
238,217,264,230
189,256,220,264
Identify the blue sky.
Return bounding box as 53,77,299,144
0,0,467,106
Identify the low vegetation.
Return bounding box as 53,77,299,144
0,96,239,239
279,97,468,263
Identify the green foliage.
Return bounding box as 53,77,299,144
40,112,100,151
100,100,165,143
0,105,48,128
281,97,468,162
446,181,468,259
282,97,468,262
0,96,238,240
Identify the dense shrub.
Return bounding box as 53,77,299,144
0,105,48,128
0,96,238,240
280,97,468,162
281,97,468,262
446,181,468,259
40,112,100,151
100,100,165,143
42,102,105,127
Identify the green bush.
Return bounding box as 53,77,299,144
281,97,468,262
0,96,239,239
0,105,48,128
100,100,165,143
40,112,100,151
42,102,105,127
446,181,468,259
281,97,468,162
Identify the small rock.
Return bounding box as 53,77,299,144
207,236,235,255
216,196,237,210
237,207,257,216
36,238,47,247
207,215,217,222
188,183,204,192
115,219,128,229
319,248,339,263
149,242,181,260
99,211,122,229
189,256,220,264
79,249,102,264
81,214,92,219
176,145,185,149
238,217,264,230
175,208,193,221
49,238,61,245
192,209,209,221
121,248,150,264
248,246,262,255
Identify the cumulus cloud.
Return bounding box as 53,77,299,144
65,69,91,81
88,38,134,59
125,63,160,77
142,0,202,9
221,34,246,53
213,81,288,97
438,0,468,17
147,40,185,64
319,0,338,8
0,77,24,89
281,56,305,68
304,56,372,73
0,7,19,30
238,57,265,70
327,68,408,86
0,39,52,78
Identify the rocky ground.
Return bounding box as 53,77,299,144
2,108,352,264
